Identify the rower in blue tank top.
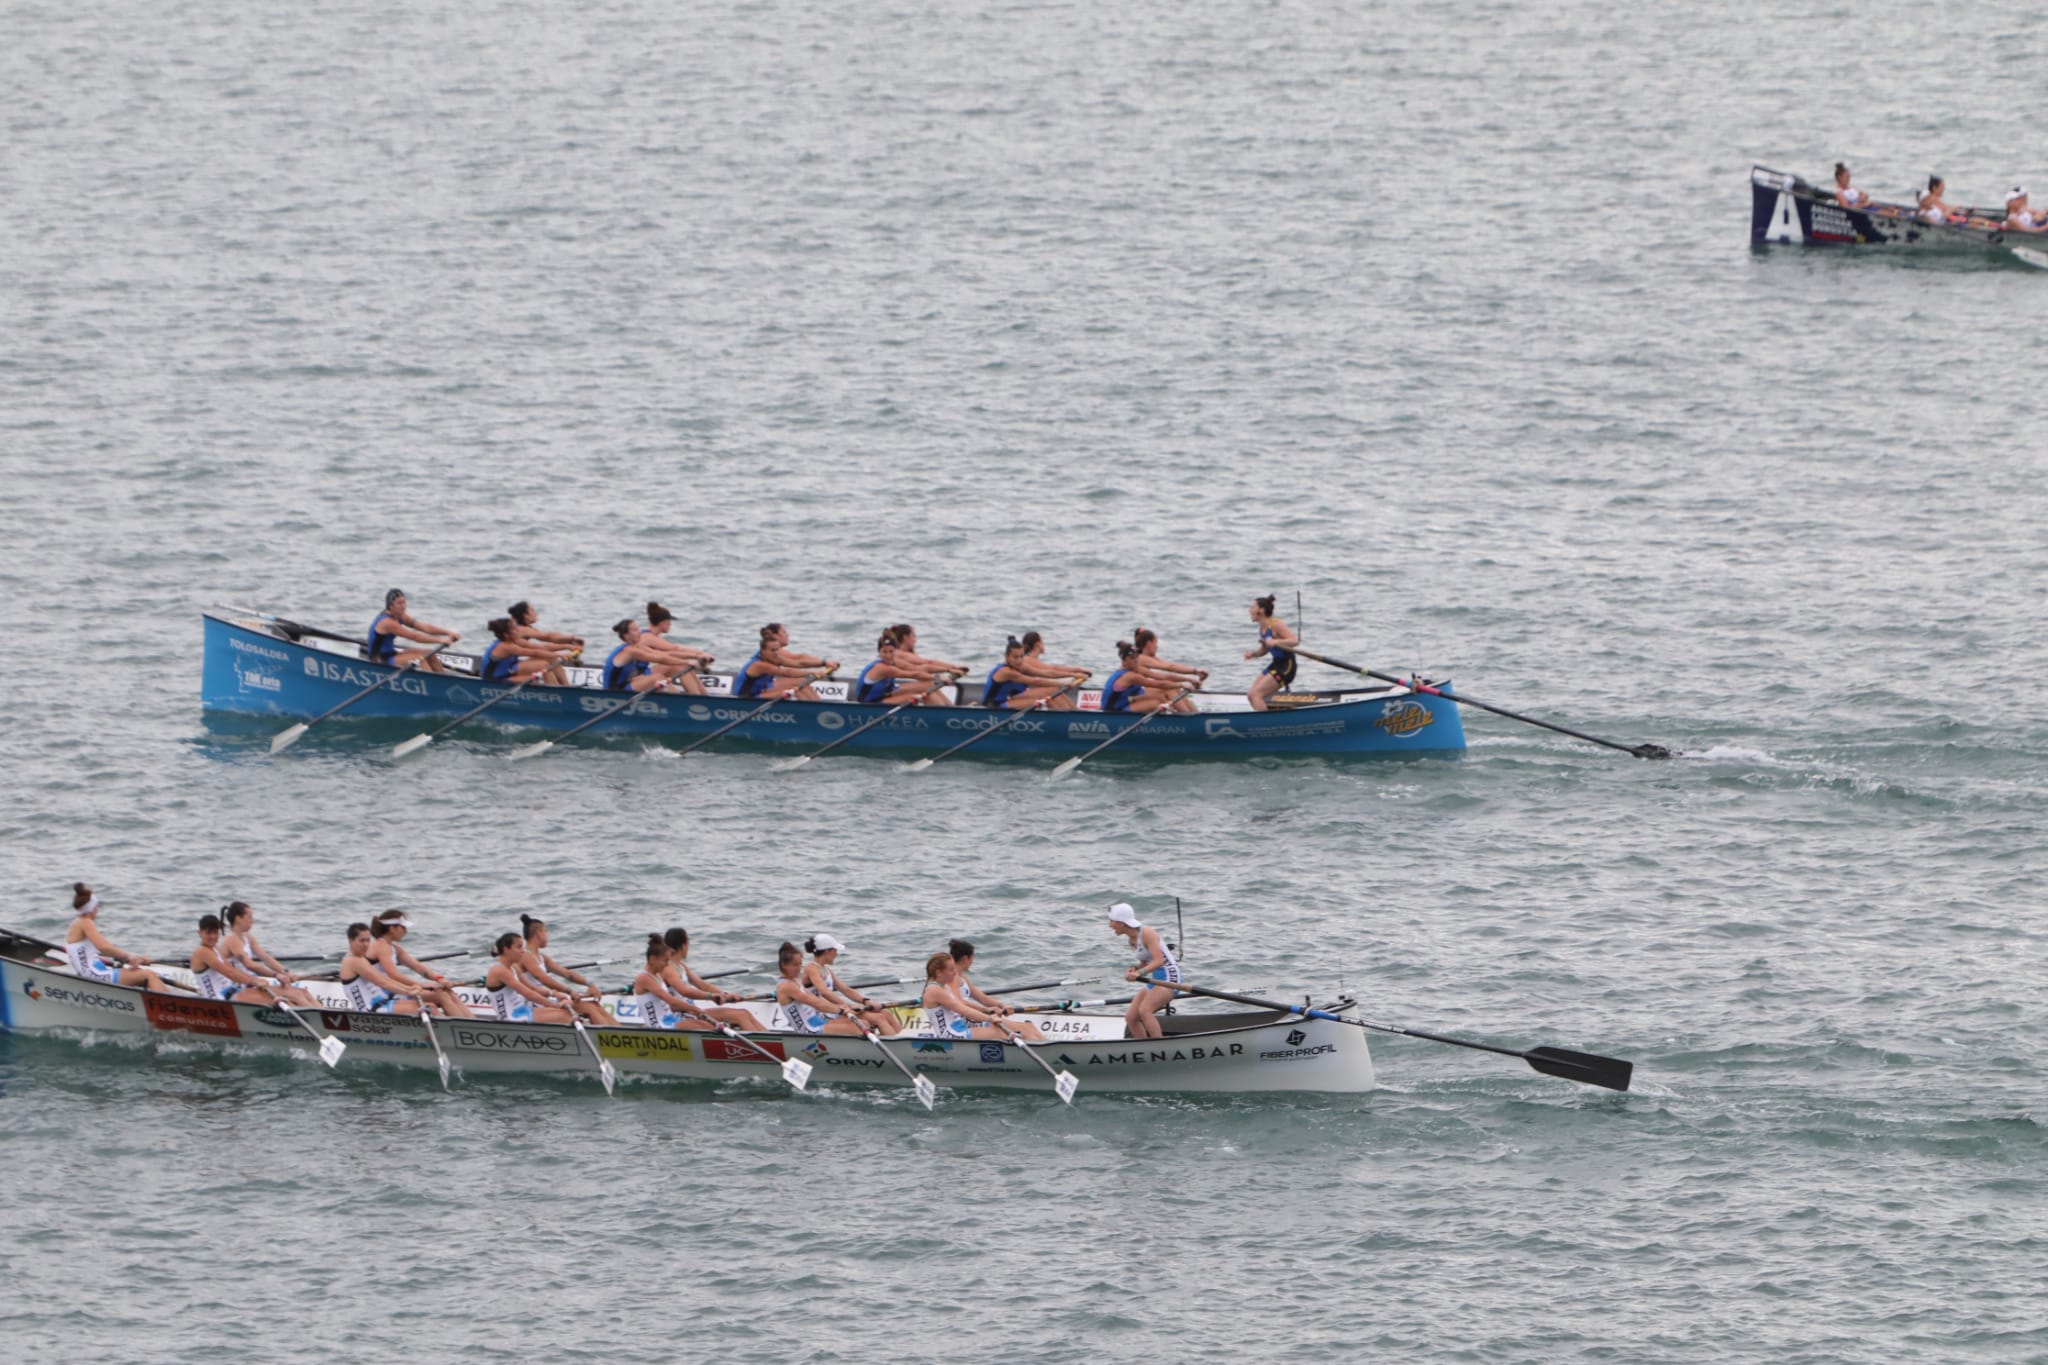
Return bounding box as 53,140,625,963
1243,594,1300,712
1103,637,1188,714
600,618,685,694
982,636,1071,709
480,612,573,686
363,589,459,673
733,623,838,702
854,628,952,705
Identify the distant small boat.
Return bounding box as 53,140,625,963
201,610,1468,762
1750,165,2048,268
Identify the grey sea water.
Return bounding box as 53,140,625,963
3,0,2046,1358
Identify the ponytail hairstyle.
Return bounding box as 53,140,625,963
612,618,635,640
1833,162,1848,179
1003,636,1022,658
370,909,407,939
1132,626,1157,652
508,600,534,625
494,931,523,956
1020,631,1044,654
1116,639,1138,662
876,629,899,653
645,932,669,961
948,938,974,962
1254,594,1276,617
647,601,672,627
72,882,94,910
803,935,823,955
489,616,515,641
777,941,802,971
520,913,544,943
924,951,954,981
663,927,689,953
345,921,371,946
1928,174,1943,192
222,901,252,930
760,623,782,645
887,623,913,645
198,913,223,934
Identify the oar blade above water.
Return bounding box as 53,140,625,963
269,723,310,755
1053,1070,1079,1104
318,1036,347,1068
1523,1046,1633,1093
435,1050,452,1089
782,1057,813,1090
598,1057,619,1095
912,1073,937,1110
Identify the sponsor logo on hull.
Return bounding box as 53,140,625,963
453,1027,570,1053
145,995,242,1037
302,658,429,696
1078,1042,1247,1067
702,1037,785,1063
596,1030,695,1062
229,637,291,663
1375,700,1435,737
24,980,137,1014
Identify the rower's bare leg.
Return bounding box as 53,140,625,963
701,1005,761,1031
573,997,616,1026
671,672,707,695
1009,686,1061,709
119,966,169,992
822,1016,867,1036
1247,674,1278,712
279,983,320,1008
859,1007,900,1036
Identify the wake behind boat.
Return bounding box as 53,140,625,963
202,609,1468,762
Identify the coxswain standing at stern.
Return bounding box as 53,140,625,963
366,589,459,673
734,624,838,703
1243,594,1299,712
1109,902,1181,1040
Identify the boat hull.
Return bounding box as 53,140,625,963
0,952,1374,1096
1750,164,2048,263
201,612,1466,760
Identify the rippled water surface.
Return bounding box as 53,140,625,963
3,0,2046,1359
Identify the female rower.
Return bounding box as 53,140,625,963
338,922,427,1017
982,637,1072,710
1918,175,1957,225
888,625,966,698
1133,627,1206,704
506,600,583,656
1101,640,1196,716
218,901,318,1006
519,914,614,1023
947,940,1044,1039
601,619,689,694
804,934,900,1034
367,911,476,1019
480,617,573,686
661,928,760,1030
644,602,717,690
734,624,838,703
855,629,955,706
1109,902,1180,1040
484,932,583,1025
1243,594,1300,712
365,589,458,673
193,914,283,1003
1013,630,1089,708
62,883,169,992
2004,187,2047,232
1832,162,1871,210
921,952,1040,1042
632,936,718,1029
773,941,867,1036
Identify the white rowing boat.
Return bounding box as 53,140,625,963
0,929,1374,1097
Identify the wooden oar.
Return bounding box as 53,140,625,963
993,1021,1078,1104
419,1007,452,1090
666,685,809,759
1162,981,1635,1092
571,1016,619,1095
1048,685,1198,779
845,1013,937,1110
508,683,661,761
903,681,1082,772
1290,646,1674,760
393,672,548,759
711,1022,813,1090
771,676,958,771
270,641,454,753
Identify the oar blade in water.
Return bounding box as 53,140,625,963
392,734,434,759
269,723,310,755
317,1036,346,1068
507,739,554,762
769,754,811,772
1630,743,1675,760
598,1058,619,1095
435,1051,451,1090
1054,1070,1079,1104
902,758,935,773
1524,1046,1633,1092
782,1058,813,1090
1047,756,1083,780
912,1073,937,1110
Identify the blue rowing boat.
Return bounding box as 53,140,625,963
201,611,1467,761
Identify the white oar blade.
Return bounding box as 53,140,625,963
1048,757,1083,780
317,1036,346,1068
1054,1070,1079,1104
269,723,309,755
912,1073,937,1111
903,758,934,773
391,733,434,759
599,1059,618,1095
769,755,811,772
436,1052,452,1090
782,1058,813,1090
507,740,553,761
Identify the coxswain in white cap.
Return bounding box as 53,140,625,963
1108,902,1181,1039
